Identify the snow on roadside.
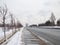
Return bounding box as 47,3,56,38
0,28,12,41
0,28,12,40
0,28,4,40
6,28,23,45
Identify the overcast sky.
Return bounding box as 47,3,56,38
0,0,60,25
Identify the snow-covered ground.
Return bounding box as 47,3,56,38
0,28,4,40
38,26,60,29
3,28,23,45
0,27,17,44
0,28,12,40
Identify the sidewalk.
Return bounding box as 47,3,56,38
21,28,40,45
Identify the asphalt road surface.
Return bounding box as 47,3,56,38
26,27,60,45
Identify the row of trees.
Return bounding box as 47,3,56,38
45,19,60,26
0,4,23,41
0,4,23,27
38,12,60,26
29,12,60,27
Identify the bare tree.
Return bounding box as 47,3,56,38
10,13,14,35
50,12,56,25
0,4,8,41
13,17,16,33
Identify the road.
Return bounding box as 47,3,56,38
26,27,60,45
